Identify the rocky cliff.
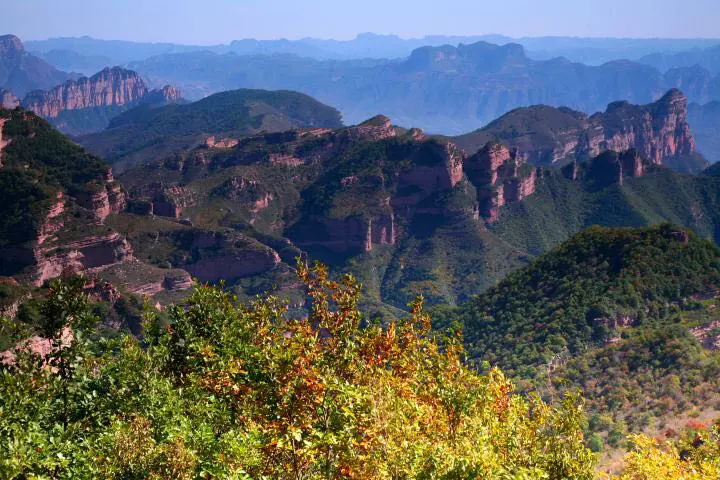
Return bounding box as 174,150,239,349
465,142,537,222
590,89,697,169
141,84,184,105
562,149,653,191
455,89,707,174
183,231,281,283
129,182,194,219
0,117,8,167
18,66,184,135
22,67,149,118
74,168,127,222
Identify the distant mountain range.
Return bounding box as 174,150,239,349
0,34,75,97
123,41,717,134
4,33,720,140
639,44,720,74
26,33,720,66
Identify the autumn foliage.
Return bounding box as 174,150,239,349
5,263,717,478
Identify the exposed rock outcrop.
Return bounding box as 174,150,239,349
590,89,696,167
22,67,149,118
269,153,305,166
564,149,653,190
184,231,281,283
691,320,720,350
0,327,73,366
37,192,66,246
393,140,464,209
456,89,706,173
465,142,537,222
32,232,134,286
206,135,239,149
143,85,184,105
163,271,194,291
297,214,397,254
343,115,397,141
214,176,274,213
0,117,8,168
74,169,127,221
132,182,194,218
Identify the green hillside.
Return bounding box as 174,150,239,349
434,224,720,449
0,108,109,249
444,224,720,374
491,169,720,257
78,89,344,171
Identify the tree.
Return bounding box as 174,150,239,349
0,263,598,479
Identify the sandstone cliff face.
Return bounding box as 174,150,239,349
563,149,652,190
131,182,194,218
206,135,239,149
214,177,274,213
587,89,696,167
28,188,133,286
465,142,537,222
32,232,134,286
458,90,705,173
343,115,397,141
298,214,397,254
393,140,464,210
184,231,281,283
74,169,127,222
22,67,148,118
143,85,184,105
0,117,8,168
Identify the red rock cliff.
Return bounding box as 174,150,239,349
586,89,697,168
465,142,537,222
22,67,149,118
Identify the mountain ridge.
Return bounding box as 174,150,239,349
455,89,707,173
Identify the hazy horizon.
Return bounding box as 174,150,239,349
3,0,719,45
14,31,720,46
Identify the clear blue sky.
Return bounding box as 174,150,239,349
3,0,719,44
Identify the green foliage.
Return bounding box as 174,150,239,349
439,225,720,377
0,109,109,254
616,422,720,479
1,109,109,194
553,321,720,434
0,264,598,479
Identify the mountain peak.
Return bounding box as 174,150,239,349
91,66,140,81
0,34,24,55
658,88,687,104
359,114,392,127
404,40,529,74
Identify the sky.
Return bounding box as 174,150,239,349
2,0,719,44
